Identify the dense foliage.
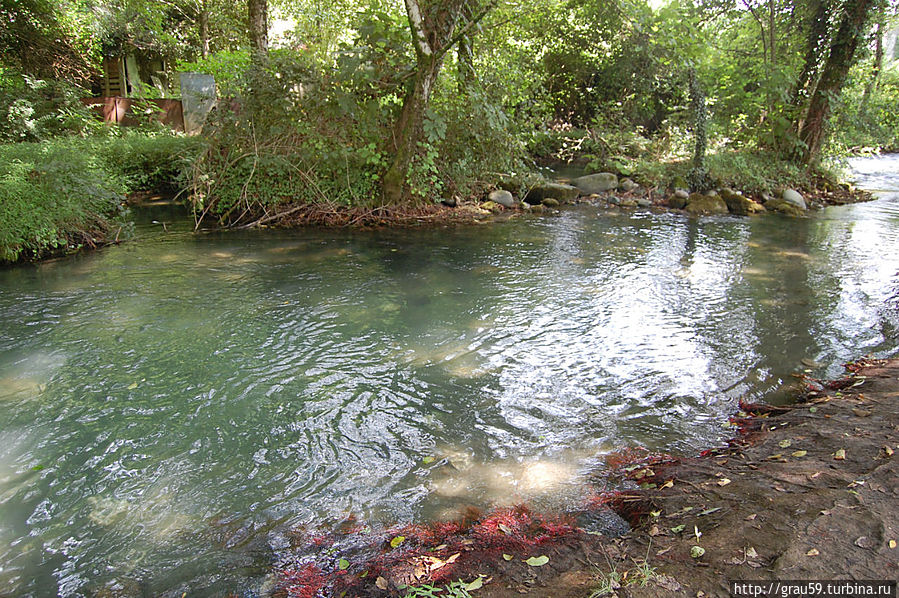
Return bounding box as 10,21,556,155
1,0,898,233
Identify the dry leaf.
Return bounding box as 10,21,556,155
446,553,461,564
717,478,732,486
791,450,807,457
656,546,673,556
834,449,846,460
648,525,660,536
806,548,820,557
779,440,792,448
660,479,674,489
889,540,896,549
745,547,759,559
375,576,388,590
745,513,757,521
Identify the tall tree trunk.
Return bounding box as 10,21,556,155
381,0,497,204
790,0,833,127
248,0,268,57
382,55,444,204
456,4,476,92
798,0,875,164
199,0,210,58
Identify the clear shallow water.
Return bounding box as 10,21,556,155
1,158,899,596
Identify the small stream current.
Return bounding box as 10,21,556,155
1,156,898,596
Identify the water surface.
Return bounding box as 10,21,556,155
1,157,898,596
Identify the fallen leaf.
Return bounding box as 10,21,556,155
422,456,435,465
855,536,875,549
745,513,757,521
648,525,660,536
698,507,722,516
791,450,808,457
690,546,705,559
768,453,784,460
338,558,350,570
375,576,388,590
883,446,894,457
852,408,871,417
465,577,484,591
446,553,461,564
717,478,731,486
806,548,820,557
779,440,792,449
503,553,513,561
671,524,686,533
889,540,896,549
745,547,759,559
524,555,549,567
498,523,513,536
650,510,661,517
834,449,846,461
656,546,673,556
809,406,818,413
390,536,405,548
660,479,674,489
127,382,138,390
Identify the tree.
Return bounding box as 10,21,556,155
248,0,268,57
381,0,498,204
796,0,877,164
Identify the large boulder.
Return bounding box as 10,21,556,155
685,192,728,215
524,182,580,205
572,172,619,195
488,189,516,208
668,194,688,209
720,188,765,216
781,188,807,210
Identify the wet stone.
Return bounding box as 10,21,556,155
573,508,631,538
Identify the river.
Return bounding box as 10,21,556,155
1,156,897,596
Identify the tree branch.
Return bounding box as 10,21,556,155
435,0,501,61
405,0,434,56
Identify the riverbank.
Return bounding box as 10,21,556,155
270,358,899,597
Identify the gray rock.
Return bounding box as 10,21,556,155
607,195,620,206
524,182,579,205
619,177,638,192
674,189,689,199
766,199,806,217
488,189,516,208
781,189,807,210
572,172,619,194
635,197,652,208
574,508,630,538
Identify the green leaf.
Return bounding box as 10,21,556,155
503,553,513,561
422,456,435,465
465,576,484,591
671,524,686,533
338,558,350,570
690,545,706,558
779,440,792,449
127,382,138,390
390,535,405,548
525,555,549,567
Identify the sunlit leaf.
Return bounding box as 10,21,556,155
525,555,549,567
465,576,484,591
690,546,705,558
338,558,349,570
791,450,807,457
834,449,846,460
390,535,405,548
503,553,513,561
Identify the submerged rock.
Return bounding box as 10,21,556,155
765,198,806,217
573,508,630,538
572,172,618,194
685,193,728,215
488,189,516,208
524,182,579,205
668,194,688,209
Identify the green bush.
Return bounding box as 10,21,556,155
0,132,200,263
0,140,128,262
0,74,101,142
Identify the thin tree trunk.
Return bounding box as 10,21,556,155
861,20,884,111
798,0,876,164
457,4,476,92
248,0,268,57
199,0,210,58
790,0,832,125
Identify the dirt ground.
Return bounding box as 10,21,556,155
272,359,898,598
468,358,899,598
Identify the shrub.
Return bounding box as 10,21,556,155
0,74,100,142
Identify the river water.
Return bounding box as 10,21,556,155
1,157,898,596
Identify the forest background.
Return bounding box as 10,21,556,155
1,0,897,261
